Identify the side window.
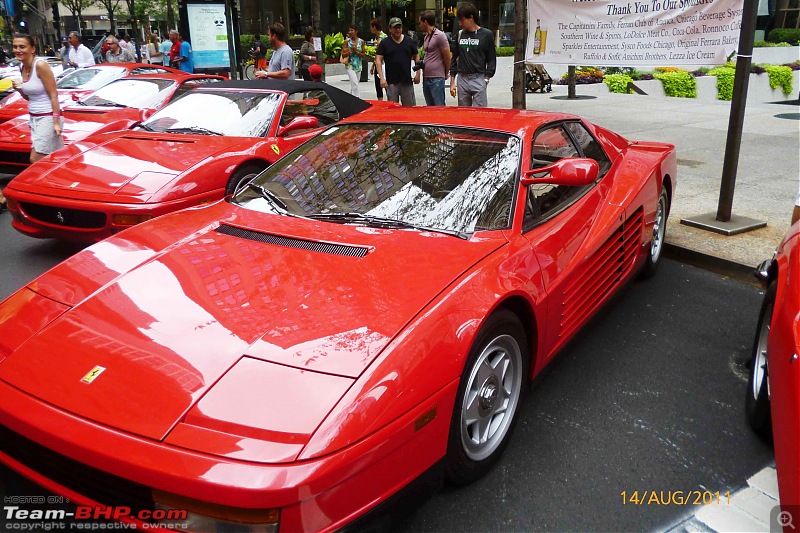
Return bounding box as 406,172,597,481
280,90,340,129
524,124,592,229
564,121,611,176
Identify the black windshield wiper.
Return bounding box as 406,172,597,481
166,126,224,136
88,101,128,108
246,182,288,211
307,213,469,239
137,122,158,132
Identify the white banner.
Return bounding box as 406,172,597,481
526,0,746,66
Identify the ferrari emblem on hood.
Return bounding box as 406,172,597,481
81,365,106,384
271,145,280,155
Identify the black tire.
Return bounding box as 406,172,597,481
746,281,775,441
225,164,267,197
641,184,669,279
445,309,530,485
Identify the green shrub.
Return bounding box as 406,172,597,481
604,73,634,93
364,44,376,59
324,32,345,60
653,70,697,98
240,34,254,54
708,65,735,100
754,40,793,47
767,28,800,45
496,46,515,57
764,65,794,95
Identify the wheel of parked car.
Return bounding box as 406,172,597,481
446,309,529,485
641,184,669,278
746,281,776,440
226,163,268,196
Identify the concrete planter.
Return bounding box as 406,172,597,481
325,62,347,77
695,70,800,102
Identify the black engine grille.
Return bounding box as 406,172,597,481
20,202,106,229
217,224,369,257
0,423,154,511
0,150,31,166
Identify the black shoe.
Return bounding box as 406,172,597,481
0,201,6,213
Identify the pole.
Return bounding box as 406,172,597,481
511,0,525,109
716,0,759,222
567,65,576,98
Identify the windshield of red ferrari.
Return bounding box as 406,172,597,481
233,124,521,235
79,78,175,108
57,66,127,90
137,90,282,137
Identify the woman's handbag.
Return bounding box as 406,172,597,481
339,53,350,65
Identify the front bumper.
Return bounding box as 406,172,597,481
0,374,456,532
5,187,222,243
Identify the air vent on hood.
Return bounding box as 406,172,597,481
216,225,369,257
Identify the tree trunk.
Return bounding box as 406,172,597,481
511,0,525,109
166,0,175,30
568,65,576,98
311,0,320,34
110,11,115,35
435,0,442,27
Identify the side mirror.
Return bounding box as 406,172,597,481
521,158,599,187
278,116,319,137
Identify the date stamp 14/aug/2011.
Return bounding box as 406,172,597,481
620,490,731,506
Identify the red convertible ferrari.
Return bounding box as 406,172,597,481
748,220,800,509
0,63,181,124
0,107,676,532
4,80,390,243
0,72,221,173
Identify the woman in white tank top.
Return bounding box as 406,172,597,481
12,33,63,164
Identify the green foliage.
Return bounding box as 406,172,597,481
767,28,800,45
419,46,424,59
603,66,636,76
754,40,793,47
653,70,697,98
764,65,794,95
240,34,255,54
496,46,515,57
324,32,345,60
708,65,735,100
364,44,377,59
604,73,634,93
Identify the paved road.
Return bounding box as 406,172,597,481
0,213,776,532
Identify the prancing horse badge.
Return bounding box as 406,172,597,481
81,365,106,384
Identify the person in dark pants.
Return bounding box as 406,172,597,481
369,18,387,100
375,17,420,106
448,2,496,107
298,28,316,81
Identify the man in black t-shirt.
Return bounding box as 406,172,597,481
375,17,420,106
252,33,266,70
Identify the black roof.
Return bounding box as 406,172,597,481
202,79,372,119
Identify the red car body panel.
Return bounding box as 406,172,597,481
0,73,221,172
0,107,677,531
0,64,183,124
765,223,800,508
4,84,389,242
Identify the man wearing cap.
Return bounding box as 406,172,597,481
375,17,420,106
58,37,70,69
308,63,323,82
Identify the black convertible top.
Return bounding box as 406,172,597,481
201,79,372,119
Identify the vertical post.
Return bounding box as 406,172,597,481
567,65,576,99
716,0,759,222
511,0,525,109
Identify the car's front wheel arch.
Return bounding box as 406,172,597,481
225,161,270,196
445,308,532,485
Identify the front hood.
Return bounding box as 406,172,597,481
0,108,137,147
10,133,243,198
0,206,505,442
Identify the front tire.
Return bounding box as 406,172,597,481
445,310,529,485
746,281,775,440
641,184,669,278
226,163,267,196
